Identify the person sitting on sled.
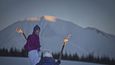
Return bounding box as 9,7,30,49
24,25,41,65
36,51,60,65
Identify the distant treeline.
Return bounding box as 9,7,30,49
53,52,115,65
0,48,27,57
0,48,115,65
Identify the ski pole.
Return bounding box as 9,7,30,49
58,42,66,62
16,27,27,40
58,34,71,63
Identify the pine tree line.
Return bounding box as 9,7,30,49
52,52,115,64
0,48,27,57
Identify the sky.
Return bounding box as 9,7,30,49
0,0,115,35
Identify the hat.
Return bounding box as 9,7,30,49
34,25,40,31
43,51,53,57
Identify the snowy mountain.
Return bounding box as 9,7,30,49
0,16,115,59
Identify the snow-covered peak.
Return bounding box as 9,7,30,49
43,15,57,22
24,15,57,22
26,16,41,22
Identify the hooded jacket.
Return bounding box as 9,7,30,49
24,26,40,52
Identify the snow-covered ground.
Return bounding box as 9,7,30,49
0,57,104,65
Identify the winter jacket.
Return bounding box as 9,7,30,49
24,31,40,52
